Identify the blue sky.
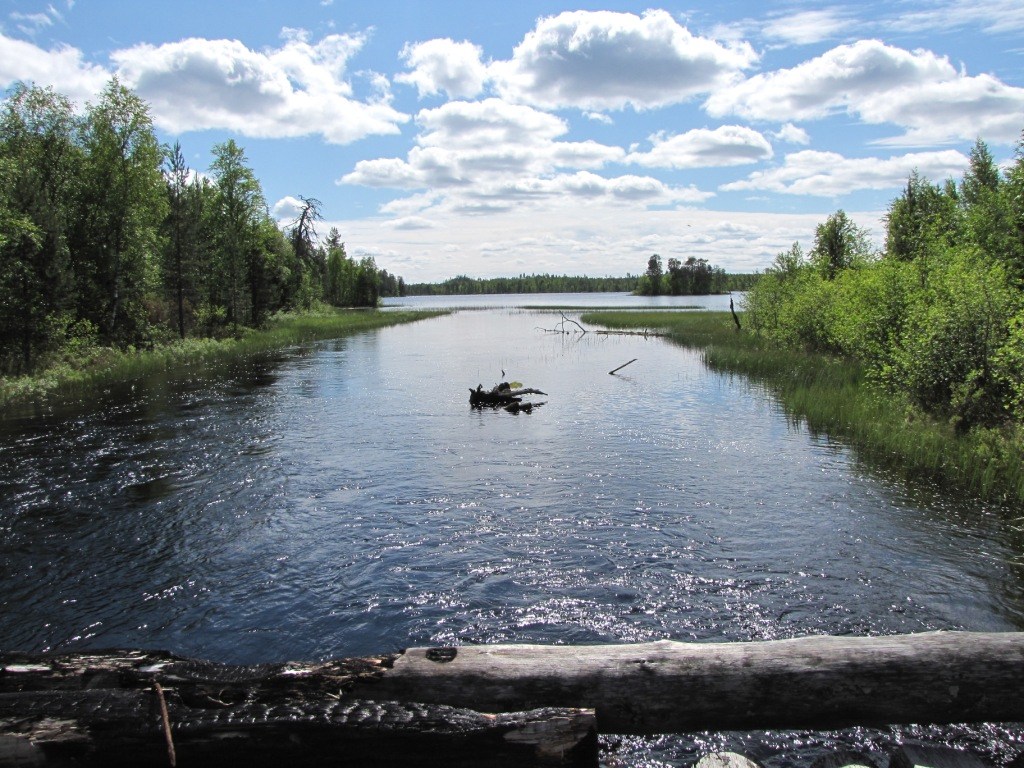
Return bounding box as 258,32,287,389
2,1,1023,281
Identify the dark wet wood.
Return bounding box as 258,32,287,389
0,651,596,767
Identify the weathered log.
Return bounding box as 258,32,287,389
890,745,990,768
0,651,596,767
349,632,1024,734
594,329,666,337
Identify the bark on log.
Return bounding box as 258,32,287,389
0,651,596,767
350,632,1024,734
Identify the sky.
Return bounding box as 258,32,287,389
1,1,1023,282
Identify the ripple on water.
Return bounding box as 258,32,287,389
1,308,1022,765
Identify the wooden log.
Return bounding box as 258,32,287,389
0,651,597,767
349,632,1024,734
695,753,762,768
811,752,877,768
890,745,991,768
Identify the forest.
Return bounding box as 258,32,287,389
744,136,1024,438
0,80,404,378
637,255,758,296
405,267,759,296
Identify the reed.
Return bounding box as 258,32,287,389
0,308,446,409
582,310,1024,506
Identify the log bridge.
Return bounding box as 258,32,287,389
2,631,1022,767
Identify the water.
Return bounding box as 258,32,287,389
2,296,1023,765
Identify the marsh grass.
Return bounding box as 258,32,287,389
0,308,447,409
582,310,1024,506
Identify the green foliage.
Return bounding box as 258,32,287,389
73,78,167,345
809,209,873,279
0,80,410,385
738,136,1024,500
640,253,663,296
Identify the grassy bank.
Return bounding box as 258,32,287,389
581,310,1024,506
1,308,447,409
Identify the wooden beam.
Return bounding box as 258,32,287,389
351,632,1024,734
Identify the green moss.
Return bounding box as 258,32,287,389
582,310,1024,506
0,308,447,409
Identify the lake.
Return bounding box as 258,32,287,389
2,294,1022,766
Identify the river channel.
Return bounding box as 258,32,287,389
2,294,1023,766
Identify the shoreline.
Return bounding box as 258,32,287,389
0,308,447,412
582,310,1024,507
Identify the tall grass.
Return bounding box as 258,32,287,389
0,308,447,409
582,310,1024,506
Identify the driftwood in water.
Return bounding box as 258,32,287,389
0,650,596,767
470,382,547,412
350,632,1024,734
594,329,666,337
609,358,637,375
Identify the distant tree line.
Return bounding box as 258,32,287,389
638,255,751,295
0,80,403,377
744,136,1024,433
405,273,639,295
407,269,758,296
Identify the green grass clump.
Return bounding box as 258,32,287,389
0,308,447,410
582,310,1024,506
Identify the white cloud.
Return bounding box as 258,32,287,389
772,123,810,145
272,195,305,220
889,0,1024,34
327,205,847,282
0,33,110,105
490,9,757,111
342,98,713,216
111,32,408,144
396,38,488,99
762,9,849,45
343,98,625,190
627,125,773,169
388,216,436,230
706,39,1024,145
584,111,613,124
721,149,969,196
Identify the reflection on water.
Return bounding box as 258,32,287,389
1,305,1022,765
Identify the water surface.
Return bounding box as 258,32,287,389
2,299,1022,765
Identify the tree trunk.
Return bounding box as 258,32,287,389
351,632,1024,733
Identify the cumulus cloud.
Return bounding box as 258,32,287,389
272,196,305,221
627,125,773,169
343,98,625,189
396,38,488,99
721,149,969,196
490,9,757,111
342,97,712,213
111,32,408,144
706,39,1024,145
772,123,810,145
0,33,110,104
